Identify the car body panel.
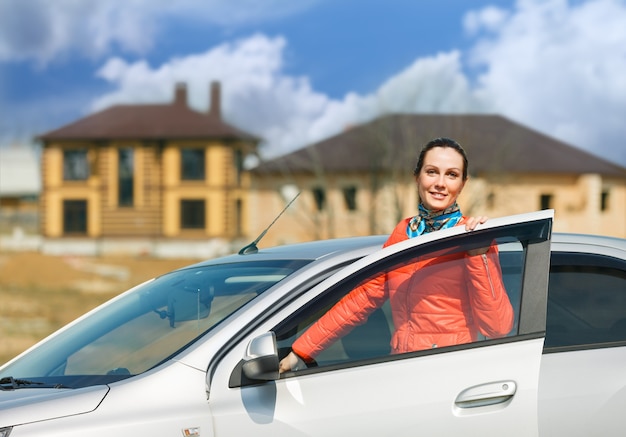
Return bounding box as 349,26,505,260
0,385,108,427
210,339,545,436
7,362,211,437
538,233,626,437
539,347,626,437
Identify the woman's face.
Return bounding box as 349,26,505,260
415,146,467,211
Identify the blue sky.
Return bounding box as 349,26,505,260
1,0,625,167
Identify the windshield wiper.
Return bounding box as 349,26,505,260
0,376,68,390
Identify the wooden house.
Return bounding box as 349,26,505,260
250,114,626,246
37,82,258,256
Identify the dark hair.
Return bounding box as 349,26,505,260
413,137,468,180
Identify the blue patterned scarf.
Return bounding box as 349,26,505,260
407,202,462,238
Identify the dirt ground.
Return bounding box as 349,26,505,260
0,251,199,365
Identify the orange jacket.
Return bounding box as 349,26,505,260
292,217,514,362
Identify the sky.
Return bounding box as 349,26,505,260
1,0,625,167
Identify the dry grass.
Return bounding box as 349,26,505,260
0,251,198,365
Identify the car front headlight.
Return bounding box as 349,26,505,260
0,427,12,437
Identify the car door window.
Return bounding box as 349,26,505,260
274,230,536,373
545,253,626,350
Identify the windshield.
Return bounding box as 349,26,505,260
0,259,309,389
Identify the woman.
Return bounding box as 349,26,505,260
279,137,514,372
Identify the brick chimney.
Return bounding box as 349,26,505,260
209,81,221,119
174,82,187,106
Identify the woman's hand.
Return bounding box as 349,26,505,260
464,215,488,231
279,351,306,373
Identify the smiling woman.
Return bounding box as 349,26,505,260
279,137,512,372
414,137,467,212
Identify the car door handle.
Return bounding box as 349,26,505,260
455,381,517,408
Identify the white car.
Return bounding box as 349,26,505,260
1,210,625,436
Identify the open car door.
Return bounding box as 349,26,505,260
210,210,553,436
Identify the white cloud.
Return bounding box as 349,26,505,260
467,0,626,166
91,36,485,157
91,34,334,156
0,0,156,64
375,51,485,114
464,6,510,34
0,0,322,65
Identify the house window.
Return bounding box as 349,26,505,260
540,194,553,210
181,199,206,229
63,150,89,180
118,148,134,207
181,148,205,180
343,186,357,211
235,199,243,236
312,187,326,212
235,149,244,186
601,190,610,212
63,200,87,234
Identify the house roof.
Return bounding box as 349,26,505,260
38,84,259,143
0,146,41,196
253,114,626,177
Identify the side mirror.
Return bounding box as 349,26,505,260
242,332,280,381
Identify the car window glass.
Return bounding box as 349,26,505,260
1,260,309,388
274,237,526,372
545,260,626,349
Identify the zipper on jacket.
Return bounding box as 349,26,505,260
404,276,413,352
482,254,496,299
404,264,420,352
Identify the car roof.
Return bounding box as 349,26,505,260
552,233,626,252
180,232,625,271
184,235,388,269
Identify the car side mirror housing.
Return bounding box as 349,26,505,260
241,332,280,381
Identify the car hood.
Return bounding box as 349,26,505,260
0,384,109,427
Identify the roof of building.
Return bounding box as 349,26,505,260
253,114,626,177
0,146,41,196
38,83,259,143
